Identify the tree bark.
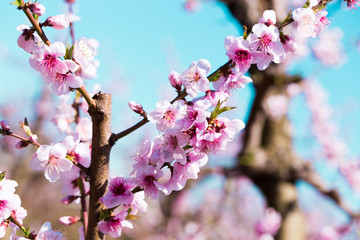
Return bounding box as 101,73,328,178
86,93,112,240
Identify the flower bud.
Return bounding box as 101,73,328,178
0,120,10,132
15,141,29,149
129,101,145,115
61,195,80,204
65,0,76,3
168,71,182,90
59,216,80,225
44,15,70,30
281,34,297,53
29,3,46,16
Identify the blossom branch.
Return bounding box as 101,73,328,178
20,0,51,46
78,173,89,236
0,130,40,148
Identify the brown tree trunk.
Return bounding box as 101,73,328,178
86,93,112,240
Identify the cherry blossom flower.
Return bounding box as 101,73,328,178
76,117,92,142
98,210,133,238
292,7,329,38
157,131,190,164
30,143,73,182
259,10,276,26
255,208,282,236
29,3,45,16
134,165,163,199
44,15,69,29
213,70,252,92
16,25,44,54
345,0,360,10
180,59,211,98
224,36,253,74
0,192,21,222
193,117,245,154
29,42,68,80
73,38,99,79
182,100,211,131
248,23,285,70
44,60,83,96
148,100,186,132
59,216,80,226
168,71,182,90
100,177,135,208
51,95,76,134
129,191,148,214
0,177,18,193
61,135,91,168
36,222,63,239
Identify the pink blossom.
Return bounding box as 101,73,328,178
0,177,18,193
248,23,285,70
202,90,230,107
255,208,281,236
265,95,288,119
16,25,44,54
44,15,69,29
9,206,27,229
29,42,68,80
345,0,360,10
30,143,73,182
184,0,200,12
29,3,45,16
128,101,144,115
224,36,253,74
280,35,297,53
132,140,156,171
148,100,186,132
100,177,135,208
213,70,252,92
73,38,99,79
259,10,276,26
182,100,211,131
98,210,133,238
61,135,91,168
135,165,163,199
52,96,76,133
168,71,182,90
293,8,319,38
45,60,83,95
130,191,148,214
59,216,80,225
36,222,63,239
157,131,190,164
193,117,245,153
76,117,92,141
181,59,211,98
159,151,208,195
0,192,21,222
0,220,8,238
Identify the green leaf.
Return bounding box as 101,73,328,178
10,0,22,7
0,172,5,182
64,44,75,60
281,9,292,25
207,69,222,82
242,25,250,40
33,13,39,21
303,0,310,8
210,100,236,119
24,117,29,126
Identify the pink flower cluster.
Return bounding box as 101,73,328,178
0,173,63,239
17,10,99,96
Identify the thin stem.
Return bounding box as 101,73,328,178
77,87,96,110
78,173,89,236
20,1,51,46
109,118,149,145
9,214,29,238
2,132,41,148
